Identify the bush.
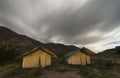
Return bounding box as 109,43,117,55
0,41,17,61
22,68,43,78
3,64,43,78
77,66,98,78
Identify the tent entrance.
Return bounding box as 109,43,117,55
39,56,41,67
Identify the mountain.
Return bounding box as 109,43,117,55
0,26,79,56
0,26,45,54
0,26,18,41
44,43,79,57
94,47,120,58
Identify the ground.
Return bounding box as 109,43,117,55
0,62,120,78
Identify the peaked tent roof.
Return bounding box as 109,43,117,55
64,49,84,58
21,46,57,58
80,47,96,56
64,47,95,58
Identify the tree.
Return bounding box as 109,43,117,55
0,41,17,61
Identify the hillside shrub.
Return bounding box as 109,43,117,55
0,41,17,61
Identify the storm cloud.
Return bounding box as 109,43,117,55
0,0,120,52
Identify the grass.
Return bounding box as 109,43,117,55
56,67,71,72
2,64,43,78
0,60,120,78
21,67,43,78
77,66,98,78
0,64,14,72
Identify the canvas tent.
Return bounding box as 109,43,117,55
64,49,91,65
21,46,57,68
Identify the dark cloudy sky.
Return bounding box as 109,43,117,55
0,0,120,52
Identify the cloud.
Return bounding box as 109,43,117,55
106,41,120,45
0,0,120,52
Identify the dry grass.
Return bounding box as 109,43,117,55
0,64,14,72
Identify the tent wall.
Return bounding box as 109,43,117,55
23,51,40,68
23,50,52,68
86,56,91,64
66,51,91,65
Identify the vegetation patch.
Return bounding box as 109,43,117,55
2,64,43,78
0,41,17,62
0,64,14,72
56,67,71,72
77,66,98,78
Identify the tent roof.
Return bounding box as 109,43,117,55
64,48,95,58
64,49,82,58
80,47,96,56
21,46,57,58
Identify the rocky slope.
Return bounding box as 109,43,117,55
94,47,120,58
